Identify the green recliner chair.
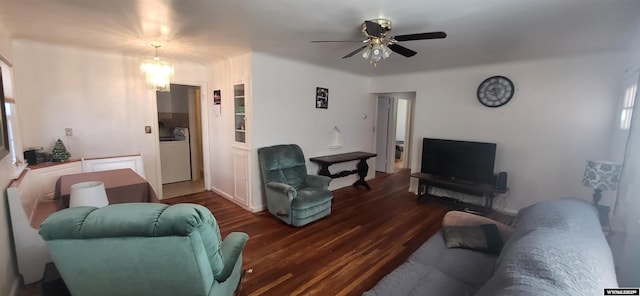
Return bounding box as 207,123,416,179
39,203,248,296
257,144,333,227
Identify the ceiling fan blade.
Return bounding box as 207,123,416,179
388,44,417,57
311,40,366,43
364,20,382,37
342,45,368,59
393,31,447,42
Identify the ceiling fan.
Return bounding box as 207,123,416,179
311,19,446,65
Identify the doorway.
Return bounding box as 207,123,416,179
375,92,415,174
157,84,205,198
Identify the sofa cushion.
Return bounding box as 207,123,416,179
363,260,475,296
510,197,601,239
408,232,498,289
443,224,503,254
475,227,618,295
475,197,618,295
292,188,333,210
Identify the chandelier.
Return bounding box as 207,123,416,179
140,44,174,92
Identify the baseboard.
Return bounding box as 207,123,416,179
208,186,264,213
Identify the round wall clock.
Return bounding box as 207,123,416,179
477,76,515,108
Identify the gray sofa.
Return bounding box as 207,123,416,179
364,197,618,295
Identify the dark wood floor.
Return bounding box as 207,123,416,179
20,169,452,296
163,169,449,295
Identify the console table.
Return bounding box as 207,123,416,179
309,151,377,190
410,172,506,213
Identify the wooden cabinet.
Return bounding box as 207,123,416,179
230,79,253,210
232,149,250,207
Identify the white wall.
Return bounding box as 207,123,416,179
370,53,626,212
0,28,18,296
11,40,207,199
251,53,374,210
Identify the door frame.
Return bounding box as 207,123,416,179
397,96,414,170
152,80,209,199
375,96,393,173
374,92,416,174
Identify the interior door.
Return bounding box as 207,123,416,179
396,98,411,169
376,97,391,172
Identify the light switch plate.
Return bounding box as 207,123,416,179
65,128,73,136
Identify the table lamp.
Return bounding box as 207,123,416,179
582,160,621,225
69,181,109,208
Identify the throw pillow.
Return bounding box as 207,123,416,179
442,224,504,255
442,210,514,242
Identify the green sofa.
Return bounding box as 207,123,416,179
257,144,333,227
39,203,248,296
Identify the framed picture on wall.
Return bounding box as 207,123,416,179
213,90,221,105
316,87,328,109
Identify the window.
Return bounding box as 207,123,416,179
1,54,26,178
5,101,16,163
620,72,639,130
0,66,10,161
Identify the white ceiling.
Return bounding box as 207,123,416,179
1,0,639,76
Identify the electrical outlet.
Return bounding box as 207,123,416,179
65,128,73,137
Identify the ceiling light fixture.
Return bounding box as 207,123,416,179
361,41,392,67
140,44,174,92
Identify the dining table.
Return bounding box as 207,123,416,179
54,168,159,208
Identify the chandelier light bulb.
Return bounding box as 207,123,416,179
362,47,371,59
382,45,391,59
371,44,383,63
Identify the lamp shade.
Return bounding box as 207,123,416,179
69,181,109,208
582,160,621,191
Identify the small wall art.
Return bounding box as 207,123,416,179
316,87,328,109
213,90,221,116
213,90,221,105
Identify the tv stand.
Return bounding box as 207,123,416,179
410,172,501,214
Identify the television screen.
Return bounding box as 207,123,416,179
421,138,496,185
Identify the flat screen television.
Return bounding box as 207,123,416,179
421,138,496,185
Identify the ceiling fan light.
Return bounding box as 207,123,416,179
362,47,372,59
370,44,383,62
382,45,391,59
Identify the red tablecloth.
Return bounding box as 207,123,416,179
54,168,159,208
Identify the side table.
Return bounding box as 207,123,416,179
309,151,377,190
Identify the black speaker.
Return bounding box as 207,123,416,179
24,150,38,165
495,172,508,191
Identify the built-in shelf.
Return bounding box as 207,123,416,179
234,83,246,143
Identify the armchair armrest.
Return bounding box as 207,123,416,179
265,182,297,199
216,232,249,282
306,175,331,189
